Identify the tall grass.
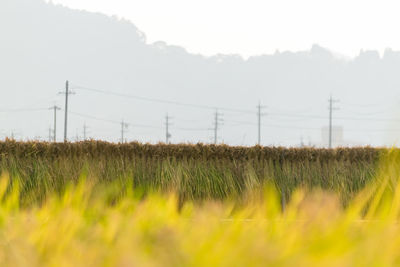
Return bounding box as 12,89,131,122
0,148,399,266
0,141,381,206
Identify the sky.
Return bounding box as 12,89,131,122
3,0,400,147
51,0,400,58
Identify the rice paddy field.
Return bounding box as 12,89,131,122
0,140,399,266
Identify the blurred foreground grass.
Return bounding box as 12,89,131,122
1,150,400,266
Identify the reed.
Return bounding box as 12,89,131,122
0,141,382,206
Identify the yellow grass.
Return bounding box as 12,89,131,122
0,160,399,266
0,143,398,266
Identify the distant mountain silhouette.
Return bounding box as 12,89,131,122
1,0,400,145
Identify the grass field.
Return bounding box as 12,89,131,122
0,141,398,266
0,141,381,206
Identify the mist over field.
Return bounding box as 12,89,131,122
4,1,400,266
1,0,400,146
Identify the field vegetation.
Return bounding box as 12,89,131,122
0,141,381,206
0,140,397,266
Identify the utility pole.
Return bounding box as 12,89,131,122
49,105,60,142
213,109,223,144
48,127,52,142
75,129,80,142
328,95,340,149
83,122,88,140
257,102,267,145
120,120,128,143
165,113,172,144
59,81,74,142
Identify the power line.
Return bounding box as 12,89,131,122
344,110,393,116
69,111,120,124
267,112,400,122
227,119,400,132
73,109,395,133
71,84,254,114
7,80,400,144
68,111,162,129
225,120,321,130
0,108,48,113
340,100,393,108
175,127,211,132
71,83,400,123
65,108,400,136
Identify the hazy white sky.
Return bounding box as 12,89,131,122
51,0,400,58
